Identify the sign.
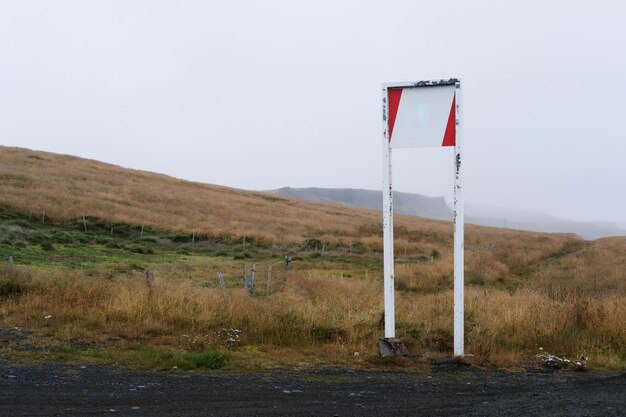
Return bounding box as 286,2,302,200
381,79,465,357
388,84,456,148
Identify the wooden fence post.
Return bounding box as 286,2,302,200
145,270,155,297
243,263,255,294
283,256,292,284
217,272,226,297
284,256,292,272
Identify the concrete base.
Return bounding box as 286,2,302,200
378,338,409,358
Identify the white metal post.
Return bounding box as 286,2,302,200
382,86,395,339
453,80,464,357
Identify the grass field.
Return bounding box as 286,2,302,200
0,146,624,371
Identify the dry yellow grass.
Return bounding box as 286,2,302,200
2,266,624,369
1,146,625,369
532,237,626,298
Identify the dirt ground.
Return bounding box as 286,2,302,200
1,359,624,417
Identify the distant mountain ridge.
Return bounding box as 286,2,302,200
270,187,626,240
272,187,452,220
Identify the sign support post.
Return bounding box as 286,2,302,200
381,86,395,339
453,80,464,357
380,78,464,357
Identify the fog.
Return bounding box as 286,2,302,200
1,0,624,225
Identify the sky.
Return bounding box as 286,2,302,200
1,0,625,226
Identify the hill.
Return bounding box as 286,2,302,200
0,146,392,247
270,187,625,240
0,146,580,253
270,187,451,220
1,146,604,265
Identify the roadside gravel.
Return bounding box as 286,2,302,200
1,360,624,416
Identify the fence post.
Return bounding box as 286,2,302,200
217,272,226,297
283,256,292,284
8,256,14,275
267,264,272,290
284,256,292,272
145,270,155,297
82,215,87,232
242,263,255,294
250,263,255,293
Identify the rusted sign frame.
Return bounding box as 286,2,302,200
381,79,464,357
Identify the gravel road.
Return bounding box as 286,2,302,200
1,360,624,417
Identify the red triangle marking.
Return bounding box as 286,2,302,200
388,88,403,142
441,94,456,147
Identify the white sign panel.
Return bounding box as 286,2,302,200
388,85,456,148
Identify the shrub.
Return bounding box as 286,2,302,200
311,325,347,342
303,238,322,250
0,280,24,298
130,245,153,255
424,328,453,352
174,351,228,369
169,233,191,243
40,242,54,251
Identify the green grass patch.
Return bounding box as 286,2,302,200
111,348,228,370
0,207,379,276
1,347,228,371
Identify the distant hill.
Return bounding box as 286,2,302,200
271,187,626,240
465,205,626,240
477,218,624,240
271,187,451,220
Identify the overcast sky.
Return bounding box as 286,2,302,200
1,0,625,226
